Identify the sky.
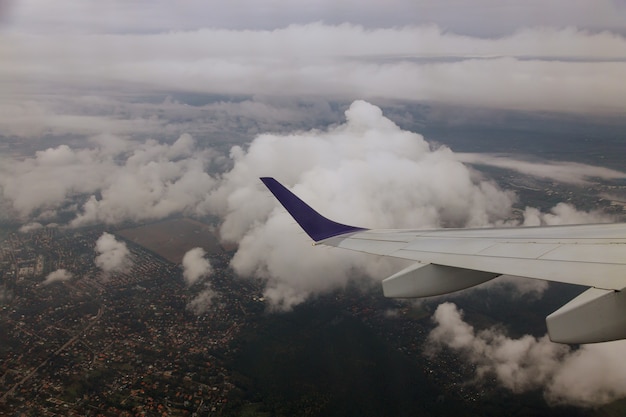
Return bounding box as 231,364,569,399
2,0,626,409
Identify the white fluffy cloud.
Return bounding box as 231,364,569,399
181,247,213,286
0,133,216,223
95,232,131,274
211,101,518,309
42,269,73,285
522,203,613,226
214,101,618,309
427,302,626,407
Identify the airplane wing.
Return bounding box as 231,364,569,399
260,177,626,344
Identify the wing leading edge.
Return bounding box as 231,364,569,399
260,177,626,344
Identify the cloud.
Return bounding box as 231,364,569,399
521,203,613,226
427,302,626,407
186,286,216,315
3,24,626,116
181,247,216,314
18,222,44,233
42,269,72,285
546,342,626,406
0,133,216,223
0,100,615,310
216,101,621,310
6,0,626,35
181,247,213,286
456,153,626,185
212,100,518,309
95,232,131,274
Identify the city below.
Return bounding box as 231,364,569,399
1,172,625,416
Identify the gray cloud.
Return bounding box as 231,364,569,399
427,302,626,407
95,232,131,274
42,269,73,285
3,24,626,116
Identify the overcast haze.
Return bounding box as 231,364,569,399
2,0,626,409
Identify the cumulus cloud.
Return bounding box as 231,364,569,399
210,100,518,309
521,203,613,226
181,247,213,286
427,302,626,407
95,232,131,274
0,133,216,223
42,269,72,285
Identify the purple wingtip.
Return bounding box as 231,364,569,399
260,177,366,242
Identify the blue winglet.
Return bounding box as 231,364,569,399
260,177,366,242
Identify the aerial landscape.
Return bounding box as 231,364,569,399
1,1,626,416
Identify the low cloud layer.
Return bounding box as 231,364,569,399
457,153,626,185
95,232,131,274
427,302,626,407
42,269,72,285
3,24,626,117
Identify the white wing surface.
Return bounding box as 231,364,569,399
260,177,626,344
